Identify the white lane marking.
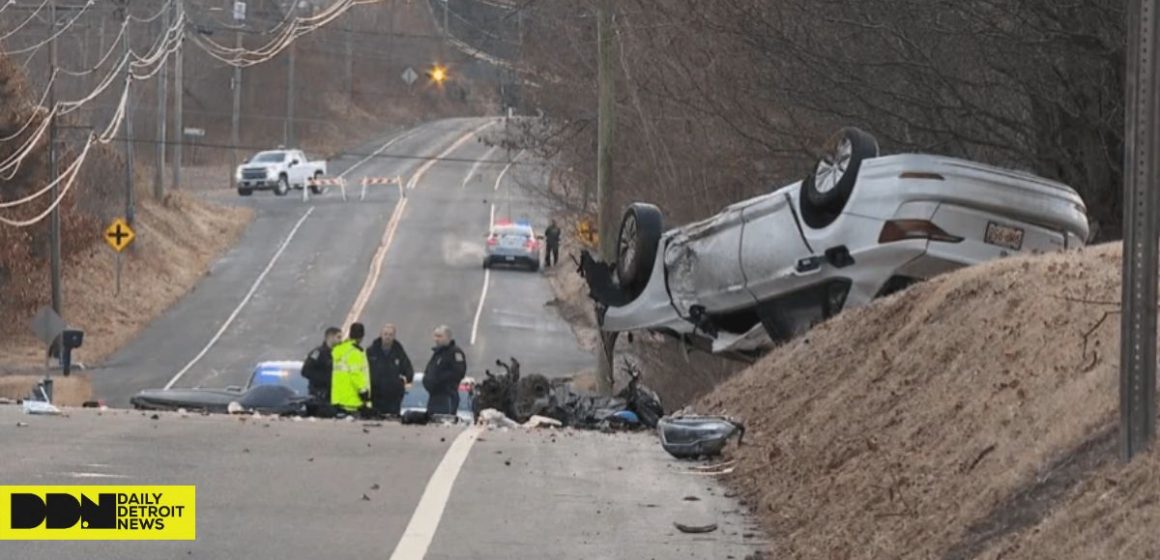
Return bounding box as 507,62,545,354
461,145,498,188
406,120,498,190
494,153,519,191
339,128,419,179
470,155,520,346
53,472,130,479
344,121,496,330
165,208,316,389
388,426,482,560
470,267,490,347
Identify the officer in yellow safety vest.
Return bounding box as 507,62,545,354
330,322,371,414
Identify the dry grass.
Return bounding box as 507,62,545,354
543,228,600,353
0,190,251,371
696,242,1141,559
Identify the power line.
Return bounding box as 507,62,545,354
99,133,542,168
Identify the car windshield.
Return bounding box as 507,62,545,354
495,226,532,241
248,363,309,395
252,152,286,163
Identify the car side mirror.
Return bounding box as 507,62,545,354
290,160,299,166
536,235,545,240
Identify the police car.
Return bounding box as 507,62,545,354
483,219,544,272
130,361,310,415
400,374,477,424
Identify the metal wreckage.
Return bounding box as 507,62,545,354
473,357,664,431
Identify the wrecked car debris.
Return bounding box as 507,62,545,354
475,357,664,430
658,415,745,459
674,521,719,534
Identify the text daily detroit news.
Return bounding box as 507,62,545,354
0,486,196,540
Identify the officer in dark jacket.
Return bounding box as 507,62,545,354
543,219,561,268
301,326,342,402
423,325,467,415
367,324,415,416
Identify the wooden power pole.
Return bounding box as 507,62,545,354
595,0,617,395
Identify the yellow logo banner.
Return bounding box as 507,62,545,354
0,485,196,541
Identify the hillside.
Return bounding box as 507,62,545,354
697,242,1158,558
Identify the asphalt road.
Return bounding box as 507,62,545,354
92,117,585,404
0,407,763,559
6,118,765,558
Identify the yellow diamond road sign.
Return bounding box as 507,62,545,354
104,218,135,252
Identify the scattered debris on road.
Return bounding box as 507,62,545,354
674,521,718,534
658,414,745,459
475,357,663,431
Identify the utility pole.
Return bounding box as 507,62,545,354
285,40,295,146
230,28,242,185
172,0,184,190
121,0,134,227
48,0,61,316
441,0,449,61
594,0,617,395
345,19,353,108
1120,0,1160,462
154,1,170,201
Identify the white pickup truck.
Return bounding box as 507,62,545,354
234,149,328,196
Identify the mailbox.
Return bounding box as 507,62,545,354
60,329,83,377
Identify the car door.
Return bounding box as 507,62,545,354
663,205,752,315
287,150,308,186
738,191,814,302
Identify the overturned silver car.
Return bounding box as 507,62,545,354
580,127,1090,360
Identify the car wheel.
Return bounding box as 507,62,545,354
237,187,253,197
482,257,491,269
801,127,879,216
274,175,290,196
309,172,324,195
616,203,664,297
530,260,540,272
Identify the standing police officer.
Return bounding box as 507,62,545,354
331,323,371,415
367,324,415,416
423,325,466,415
302,326,342,402
544,219,561,268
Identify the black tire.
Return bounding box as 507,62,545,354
237,187,253,197
309,172,324,195
801,127,879,215
529,260,540,272
482,257,491,269
274,175,290,196
616,203,664,297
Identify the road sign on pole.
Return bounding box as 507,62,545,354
104,218,136,253
183,127,205,137
233,1,246,21
401,66,418,86
1120,0,1160,462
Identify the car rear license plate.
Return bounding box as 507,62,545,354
984,221,1024,251
505,256,515,261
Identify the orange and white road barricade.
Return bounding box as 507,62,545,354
359,175,404,201
304,176,347,202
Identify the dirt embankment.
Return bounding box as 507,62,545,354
0,187,250,404
696,242,1160,559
